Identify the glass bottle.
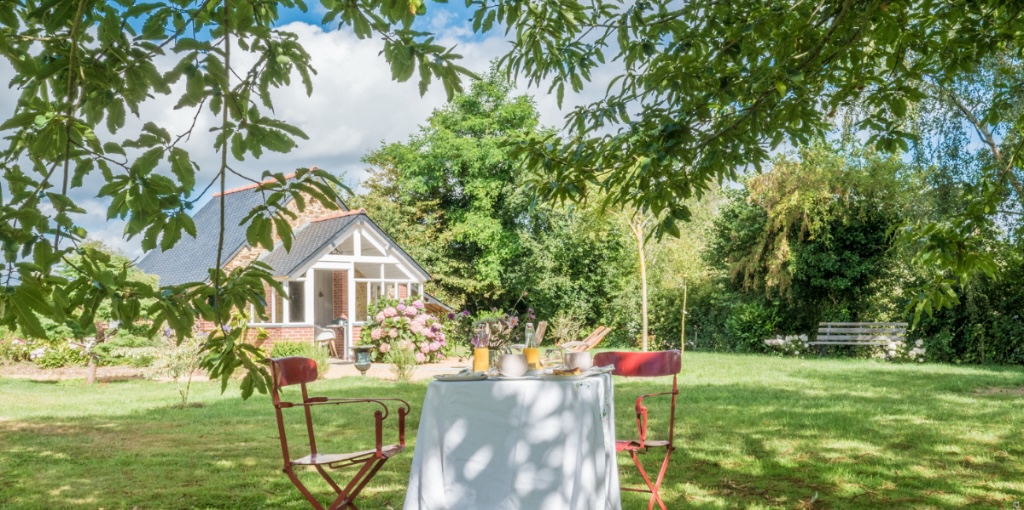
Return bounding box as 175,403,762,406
523,322,540,370
472,324,489,373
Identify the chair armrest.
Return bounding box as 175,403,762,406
305,397,412,452
633,390,679,448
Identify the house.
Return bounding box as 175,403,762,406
137,174,448,359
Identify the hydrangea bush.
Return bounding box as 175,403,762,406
881,338,927,362
360,298,446,364
763,334,807,356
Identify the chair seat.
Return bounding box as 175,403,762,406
615,439,671,452
291,444,403,467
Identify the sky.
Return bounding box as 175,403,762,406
0,3,608,259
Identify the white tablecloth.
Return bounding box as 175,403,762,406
403,375,621,510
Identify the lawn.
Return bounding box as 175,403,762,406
2,353,1023,509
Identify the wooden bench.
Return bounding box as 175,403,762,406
808,322,908,347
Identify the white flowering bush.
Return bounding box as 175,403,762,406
880,338,926,362
763,334,807,356
360,298,447,364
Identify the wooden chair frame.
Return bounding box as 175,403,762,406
270,357,410,510
561,325,613,352
594,350,681,510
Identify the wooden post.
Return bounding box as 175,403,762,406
680,279,687,353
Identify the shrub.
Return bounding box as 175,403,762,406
0,333,32,363
764,334,807,356
724,300,780,353
386,343,418,382
360,298,446,363
150,336,204,406
269,342,329,379
33,343,88,369
549,309,586,344
94,327,162,367
442,310,474,358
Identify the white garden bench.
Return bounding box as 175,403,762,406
808,322,908,347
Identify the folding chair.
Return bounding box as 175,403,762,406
313,325,339,358
561,326,613,352
593,350,681,510
270,357,410,510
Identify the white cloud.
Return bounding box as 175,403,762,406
0,16,613,259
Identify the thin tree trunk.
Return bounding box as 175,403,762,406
630,218,649,352
680,279,687,353
86,322,105,385
86,357,97,385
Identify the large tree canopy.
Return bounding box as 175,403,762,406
354,73,633,324
1,0,1021,394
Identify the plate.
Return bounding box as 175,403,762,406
539,367,612,381
490,374,538,380
433,372,488,382
539,373,591,381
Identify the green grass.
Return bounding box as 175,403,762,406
2,353,1023,509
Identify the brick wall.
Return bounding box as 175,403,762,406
244,326,315,353
194,319,316,353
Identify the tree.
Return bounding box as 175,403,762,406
3,0,1022,394
0,0,473,397
355,73,541,310
623,210,653,351
355,73,634,324
708,142,913,327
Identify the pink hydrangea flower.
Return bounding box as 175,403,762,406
383,307,398,318
371,328,384,340
429,341,440,352
415,351,426,363
379,342,391,353
419,342,430,353
397,303,406,312
412,300,425,309
399,340,412,350
388,328,398,339
404,306,417,317
375,312,386,322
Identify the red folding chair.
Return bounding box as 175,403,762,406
593,350,681,510
270,357,410,510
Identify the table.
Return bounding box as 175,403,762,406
403,375,621,510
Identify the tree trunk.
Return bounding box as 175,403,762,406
86,356,97,385
85,322,106,385
630,219,649,352
680,279,687,353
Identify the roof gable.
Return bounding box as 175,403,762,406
260,212,431,281
136,180,428,286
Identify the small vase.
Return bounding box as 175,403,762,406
473,348,489,373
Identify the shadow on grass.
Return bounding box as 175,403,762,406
633,365,1024,509
2,363,1023,510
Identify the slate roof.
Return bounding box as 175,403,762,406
136,182,431,286
137,188,268,286
261,213,360,278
